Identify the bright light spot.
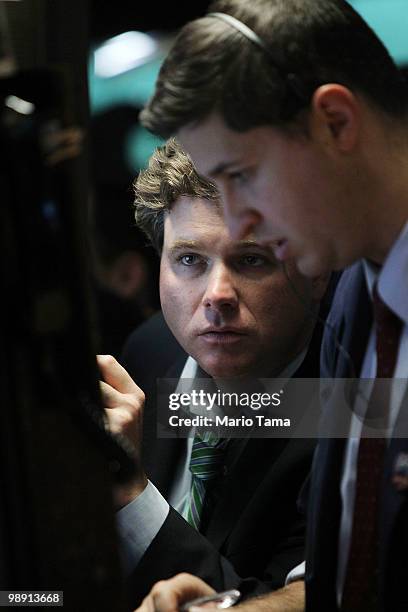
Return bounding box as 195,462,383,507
94,31,157,78
5,94,35,115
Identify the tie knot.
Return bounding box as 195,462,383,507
189,433,227,481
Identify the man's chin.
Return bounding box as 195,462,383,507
198,360,253,380
297,251,330,278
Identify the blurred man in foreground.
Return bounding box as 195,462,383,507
138,0,408,610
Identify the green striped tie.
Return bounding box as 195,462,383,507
184,432,227,530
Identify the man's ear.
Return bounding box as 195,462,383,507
310,271,332,302
309,84,361,153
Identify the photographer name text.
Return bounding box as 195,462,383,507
168,414,291,428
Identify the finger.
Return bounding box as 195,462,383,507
99,379,125,409
151,574,215,612
104,405,140,438
97,354,143,396
134,594,155,612
99,380,144,435
99,380,143,418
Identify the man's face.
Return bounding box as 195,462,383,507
178,112,364,278
160,196,326,378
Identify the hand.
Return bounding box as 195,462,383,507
97,354,147,506
135,573,215,612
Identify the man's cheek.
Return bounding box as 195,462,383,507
161,292,183,332
160,280,181,313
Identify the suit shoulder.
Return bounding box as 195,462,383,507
120,311,186,383
321,262,366,376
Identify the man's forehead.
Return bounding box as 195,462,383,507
166,194,221,220
164,196,270,249
178,113,276,177
178,115,246,175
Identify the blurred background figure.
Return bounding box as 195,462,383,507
90,182,160,358
89,106,160,357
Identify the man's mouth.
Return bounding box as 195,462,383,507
198,328,247,345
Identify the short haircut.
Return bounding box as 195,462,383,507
141,0,408,138
133,138,219,253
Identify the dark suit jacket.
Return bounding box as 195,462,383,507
304,262,408,612
121,310,323,607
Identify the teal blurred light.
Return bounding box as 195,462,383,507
89,53,165,115
88,35,166,172
349,0,408,65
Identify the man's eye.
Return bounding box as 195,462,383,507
228,170,248,184
241,255,266,267
178,254,200,266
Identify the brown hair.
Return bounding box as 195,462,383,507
141,0,408,138
133,138,219,253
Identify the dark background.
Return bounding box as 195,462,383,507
89,2,212,42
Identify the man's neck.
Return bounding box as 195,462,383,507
363,130,408,264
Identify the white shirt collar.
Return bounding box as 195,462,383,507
178,346,309,388
175,349,309,420
363,219,408,326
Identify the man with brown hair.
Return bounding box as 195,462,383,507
100,138,332,607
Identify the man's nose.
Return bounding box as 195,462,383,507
202,264,238,310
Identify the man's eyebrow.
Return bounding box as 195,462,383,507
168,240,202,252
208,160,241,177
168,239,273,252
235,240,273,251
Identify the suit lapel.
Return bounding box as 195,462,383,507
203,437,287,547
336,263,372,379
